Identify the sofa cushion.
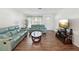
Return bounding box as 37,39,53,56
29,24,47,34
8,26,16,31
0,28,8,34
0,34,7,38
16,29,21,33
0,32,12,38
10,30,17,35
12,35,21,42
5,32,12,37
18,31,24,36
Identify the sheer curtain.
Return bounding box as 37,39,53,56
27,16,42,28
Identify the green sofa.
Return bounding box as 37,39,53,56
0,26,28,51
29,24,47,34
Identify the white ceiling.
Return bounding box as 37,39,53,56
13,8,63,16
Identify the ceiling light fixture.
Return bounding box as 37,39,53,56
38,8,42,10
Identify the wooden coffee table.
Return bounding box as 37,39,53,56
31,31,42,43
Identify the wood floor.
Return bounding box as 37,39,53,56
14,31,79,51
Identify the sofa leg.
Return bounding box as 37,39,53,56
29,32,31,37
42,33,46,36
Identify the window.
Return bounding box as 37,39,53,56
27,16,42,28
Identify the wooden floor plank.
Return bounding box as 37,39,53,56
14,31,79,51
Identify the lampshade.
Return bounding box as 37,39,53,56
59,19,69,28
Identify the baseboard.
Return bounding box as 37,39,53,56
73,41,79,47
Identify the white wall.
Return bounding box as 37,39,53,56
0,9,26,28
54,8,79,47
0,8,55,30
54,9,79,30
69,19,79,47
42,15,55,30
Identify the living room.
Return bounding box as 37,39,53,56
0,8,79,51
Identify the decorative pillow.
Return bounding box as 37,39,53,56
15,26,19,29
16,29,21,33
0,34,7,38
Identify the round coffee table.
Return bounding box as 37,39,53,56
31,31,42,43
